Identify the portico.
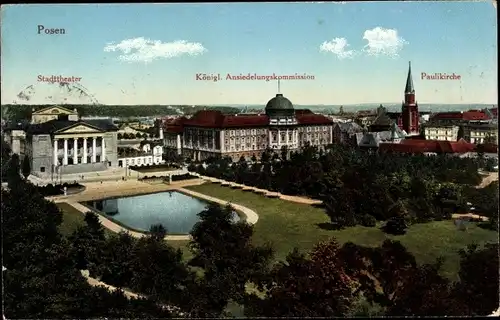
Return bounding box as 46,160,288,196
53,135,106,166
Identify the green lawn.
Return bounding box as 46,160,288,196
56,202,114,238
57,202,86,237
185,183,498,280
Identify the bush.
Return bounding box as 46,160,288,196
360,214,377,227
381,216,408,235
36,183,83,196
171,173,197,181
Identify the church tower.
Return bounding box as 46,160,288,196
401,61,420,135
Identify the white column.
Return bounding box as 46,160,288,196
63,139,68,165
101,137,106,161
83,138,88,164
177,134,182,154
73,138,78,165
278,130,281,145
53,139,58,166
92,137,97,163
285,129,289,144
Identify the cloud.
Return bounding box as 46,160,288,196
104,37,207,63
362,27,408,57
319,37,356,59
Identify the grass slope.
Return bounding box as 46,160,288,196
185,183,498,280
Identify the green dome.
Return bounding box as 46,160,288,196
265,94,295,118
265,94,294,110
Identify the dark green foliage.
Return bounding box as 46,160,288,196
2,175,171,318
36,182,83,196
190,144,486,229
21,155,31,178
452,243,499,316
247,240,355,317
68,212,107,272
6,153,21,185
361,214,377,227
185,203,274,317
381,216,408,235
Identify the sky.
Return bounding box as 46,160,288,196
1,2,497,106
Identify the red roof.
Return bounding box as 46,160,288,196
432,111,490,121
379,138,476,154
165,110,332,132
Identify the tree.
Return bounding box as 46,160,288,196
21,155,31,179
68,212,107,272
96,231,136,287
149,223,167,241
117,133,123,140
323,187,357,229
339,105,344,115
6,153,21,184
247,239,356,317
186,203,273,317
381,215,408,235
339,240,418,308
452,243,499,315
129,233,191,306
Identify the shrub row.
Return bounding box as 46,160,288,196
37,182,83,196
139,173,197,181
129,164,182,170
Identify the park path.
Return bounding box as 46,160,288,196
189,173,322,205
80,270,183,315
477,171,498,188
451,171,498,221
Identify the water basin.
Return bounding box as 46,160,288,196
85,191,239,234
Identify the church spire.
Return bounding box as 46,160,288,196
405,61,415,93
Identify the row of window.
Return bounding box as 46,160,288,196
426,136,454,141
470,131,494,137
123,157,156,166
425,130,454,135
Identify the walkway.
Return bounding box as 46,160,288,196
189,172,322,205
452,171,498,222
477,171,498,188
191,170,499,208
50,179,259,241
80,270,183,315
49,179,206,203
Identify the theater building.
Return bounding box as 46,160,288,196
3,106,119,180
163,93,334,161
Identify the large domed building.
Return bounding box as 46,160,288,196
162,93,334,161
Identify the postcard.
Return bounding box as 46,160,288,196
1,2,498,319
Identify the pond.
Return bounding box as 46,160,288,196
85,191,239,234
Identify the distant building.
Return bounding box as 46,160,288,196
424,109,498,144
355,123,406,149
333,122,363,145
163,93,334,161
379,138,476,154
424,124,460,141
117,141,164,167
461,122,498,144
